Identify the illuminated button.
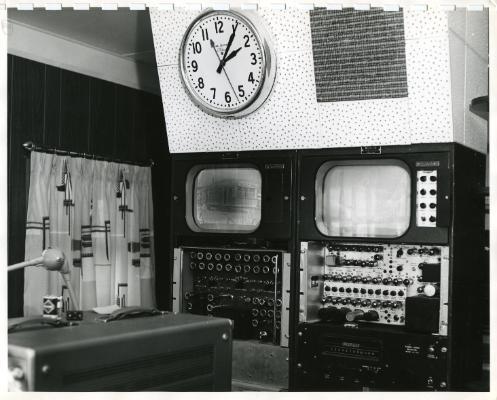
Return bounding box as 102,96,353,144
392,279,400,285
391,301,402,309
371,301,379,308
423,284,437,297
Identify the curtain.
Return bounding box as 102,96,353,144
23,152,155,316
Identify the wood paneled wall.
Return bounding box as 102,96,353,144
7,55,171,317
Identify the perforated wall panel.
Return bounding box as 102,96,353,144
150,8,486,154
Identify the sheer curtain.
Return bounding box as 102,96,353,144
23,152,155,316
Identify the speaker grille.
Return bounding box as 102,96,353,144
61,346,215,391
310,8,408,102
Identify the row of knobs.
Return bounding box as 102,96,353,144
325,275,413,286
324,286,405,297
323,296,403,309
190,262,276,274
190,251,274,264
185,292,282,308
328,245,383,253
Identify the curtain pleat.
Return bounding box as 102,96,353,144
23,152,155,316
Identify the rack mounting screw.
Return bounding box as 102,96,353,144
221,333,229,341
41,365,50,374
298,331,303,336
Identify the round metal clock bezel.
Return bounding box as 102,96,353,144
179,8,276,119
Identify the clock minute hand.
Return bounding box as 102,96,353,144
216,22,238,73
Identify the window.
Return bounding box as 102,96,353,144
316,161,411,238
190,167,262,233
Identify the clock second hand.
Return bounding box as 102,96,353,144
210,39,240,103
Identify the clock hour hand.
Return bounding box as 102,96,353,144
223,47,242,64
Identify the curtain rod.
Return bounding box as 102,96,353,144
22,141,155,167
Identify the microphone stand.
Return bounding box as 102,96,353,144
8,249,80,311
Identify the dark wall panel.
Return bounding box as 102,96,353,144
7,55,170,317
59,70,90,153
89,78,116,157
43,65,61,147
115,85,137,162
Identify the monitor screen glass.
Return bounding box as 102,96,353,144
316,162,411,238
193,168,262,233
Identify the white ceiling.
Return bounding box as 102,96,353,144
8,9,157,66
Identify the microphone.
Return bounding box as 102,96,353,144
7,248,66,273
8,248,79,311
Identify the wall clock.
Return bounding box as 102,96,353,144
179,9,277,118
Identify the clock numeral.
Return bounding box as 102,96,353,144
214,21,224,33
198,77,204,89
201,28,209,41
191,41,202,54
191,60,198,72
238,85,245,97
244,35,250,47
225,92,232,103
210,87,216,99
250,53,257,65
248,72,255,84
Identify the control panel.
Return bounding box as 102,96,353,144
295,322,450,391
173,247,290,346
300,242,449,334
417,170,438,227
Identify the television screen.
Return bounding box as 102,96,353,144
316,162,411,238
192,168,262,233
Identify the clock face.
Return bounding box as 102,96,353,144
180,10,273,117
